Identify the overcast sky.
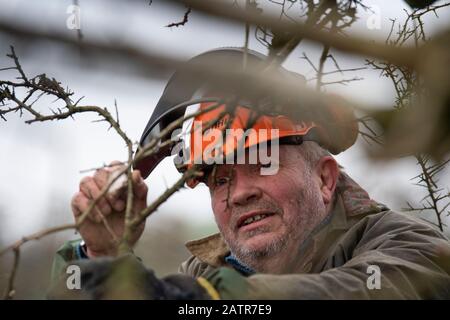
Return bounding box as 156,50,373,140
0,0,449,245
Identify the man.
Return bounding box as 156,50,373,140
50,48,450,299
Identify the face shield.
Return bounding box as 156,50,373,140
133,48,358,185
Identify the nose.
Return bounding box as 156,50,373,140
229,166,263,206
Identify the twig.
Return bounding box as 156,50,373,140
321,76,363,86
0,1,419,70
178,0,417,68
316,44,330,90
3,248,20,300
166,7,192,28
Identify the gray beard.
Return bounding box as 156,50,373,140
228,224,289,260
220,180,325,273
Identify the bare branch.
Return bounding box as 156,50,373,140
3,248,20,300
166,7,192,28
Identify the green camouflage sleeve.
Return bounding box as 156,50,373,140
204,212,450,299
50,239,84,286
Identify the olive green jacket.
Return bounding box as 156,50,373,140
179,172,450,299
52,172,450,299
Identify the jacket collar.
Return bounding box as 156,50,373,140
185,233,230,267
185,171,388,269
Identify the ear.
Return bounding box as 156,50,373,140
315,156,339,206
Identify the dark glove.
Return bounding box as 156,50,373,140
47,254,216,300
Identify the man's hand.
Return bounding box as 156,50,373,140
71,161,148,258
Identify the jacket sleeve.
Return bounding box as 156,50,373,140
207,212,450,299
50,239,142,288
50,239,85,286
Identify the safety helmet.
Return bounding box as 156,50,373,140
134,47,358,187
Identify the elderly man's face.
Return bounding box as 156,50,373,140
207,145,336,273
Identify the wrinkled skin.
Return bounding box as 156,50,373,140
206,145,339,274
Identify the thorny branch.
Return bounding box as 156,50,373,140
1,35,317,295
268,1,366,93
365,4,450,231
1,42,268,297
0,47,226,298
0,0,449,298
405,155,450,231
166,7,192,28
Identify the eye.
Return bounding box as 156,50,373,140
214,176,230,187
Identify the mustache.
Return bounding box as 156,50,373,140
230,199,283,228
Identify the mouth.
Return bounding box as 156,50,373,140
236,211,276,230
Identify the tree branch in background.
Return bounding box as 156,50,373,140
166,7,192,28
0,47,231,295
3,248,19,299
0,0,449,298
365,5,450,230
405,155,450,231
178,0,417,66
